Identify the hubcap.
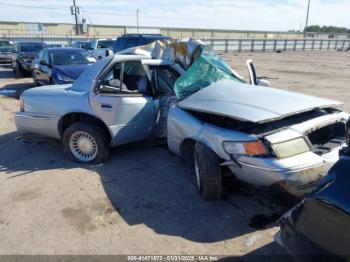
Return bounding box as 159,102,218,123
194,152,201,191
69,131,98,162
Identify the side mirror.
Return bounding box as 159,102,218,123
257,78,270,87
246,59,258,85
39,59,47,66
105,49,113,57
33,62,39,70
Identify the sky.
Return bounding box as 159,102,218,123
0,0,348,31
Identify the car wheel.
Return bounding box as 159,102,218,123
33,76,39,87
194,142,222,200
62,122,110,164
15,63,26,77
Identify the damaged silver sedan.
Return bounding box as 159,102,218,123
167,48,349,199
15,39,349,199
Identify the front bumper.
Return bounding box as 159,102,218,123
0,54,12,62
222,147,343,196
20,61,33,72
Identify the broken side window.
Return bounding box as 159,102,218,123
174,49,245,100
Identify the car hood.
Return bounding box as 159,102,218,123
53,64,91,79
178,80,343,123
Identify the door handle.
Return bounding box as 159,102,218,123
100,104,113,110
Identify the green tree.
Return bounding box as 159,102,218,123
306,25,349,33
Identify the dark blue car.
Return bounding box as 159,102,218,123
32,48,96,86
113,34,171,53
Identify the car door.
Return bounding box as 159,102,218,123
37,50,51,85
41,50,52,85
90,60,157,146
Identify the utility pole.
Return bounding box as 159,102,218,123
304,0,311,37
72,0,80,35
136,9,140,34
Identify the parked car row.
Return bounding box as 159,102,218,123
8,38,350,259
2,33,170,67
3,34,173,84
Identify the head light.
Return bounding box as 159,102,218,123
55,72,74,83
271,138,310,159
223,140,268,156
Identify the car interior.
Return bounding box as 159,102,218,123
99,61,181,98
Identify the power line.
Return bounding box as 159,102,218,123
0,1,288,25
0,1,67,11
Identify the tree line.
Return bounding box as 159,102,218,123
306,25,350,34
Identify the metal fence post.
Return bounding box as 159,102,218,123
225,39,228,53
327,40,331,50
284,39,287,51
238,39,242,52
302,39,306,51
311,39,315,50
320,40,323,50
334,40,338,50
293,39,297,51
251,39,255,52
273,39,277,51
210,39,214,49
341,40,345,50
262,39,266,52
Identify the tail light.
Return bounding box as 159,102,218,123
19,96,24,112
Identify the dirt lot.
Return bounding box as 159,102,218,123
0,50,349,257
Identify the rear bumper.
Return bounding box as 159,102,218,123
15,112,60,139
222,147,343,196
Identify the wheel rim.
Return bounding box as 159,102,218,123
69,131,98,162
194,152,201,191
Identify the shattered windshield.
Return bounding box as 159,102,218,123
174,48,244,100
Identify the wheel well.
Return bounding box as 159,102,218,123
58,113,112,142
181,138,196,164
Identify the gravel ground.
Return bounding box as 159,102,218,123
0,50,349,257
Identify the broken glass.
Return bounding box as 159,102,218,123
174,48,245,100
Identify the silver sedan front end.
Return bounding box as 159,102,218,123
168,105,349,196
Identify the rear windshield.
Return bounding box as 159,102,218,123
71,56,112,91
19,42,45,52
50,49,90,65
97,40,115,49
79,42,93,50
